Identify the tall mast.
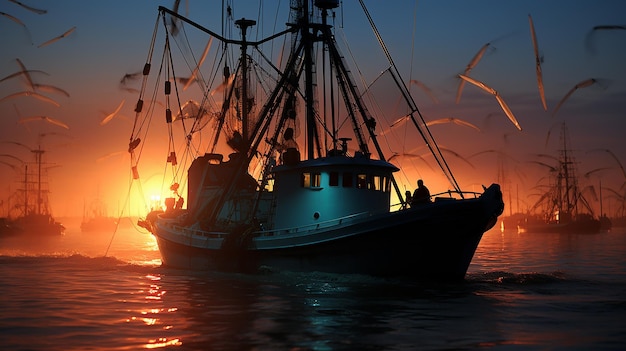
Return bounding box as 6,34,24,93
35,146,43,215
23,165,28,216
562,124,570,213
302,0,316,160
235,18,256,146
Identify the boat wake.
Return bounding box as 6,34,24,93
0,252,160,271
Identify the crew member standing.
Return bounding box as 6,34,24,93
411,179,431,206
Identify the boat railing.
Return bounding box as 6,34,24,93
160,188,485,238
432,189,483,200
162,211,374,239
154,215,225,238
256,211,372,237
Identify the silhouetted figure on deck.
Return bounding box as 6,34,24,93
411,179,431,206
280,127,298,151
279,127,300,165
403,190,412,209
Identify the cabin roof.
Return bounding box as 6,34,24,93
272,154,399,173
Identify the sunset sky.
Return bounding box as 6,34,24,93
1,0,625,219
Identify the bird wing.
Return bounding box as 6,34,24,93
529,15,547,111
38,26,76,48
0,91,60,107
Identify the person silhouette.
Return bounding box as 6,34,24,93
411,179,431,206
404,190,413,209
281,127,298,151
278,127,299,165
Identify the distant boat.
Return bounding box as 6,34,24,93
599,215,612,232
131,2,504,280
7,142,65,236
519,123,602,234
13,213,65,236
519,213,601,234
498,212,527,232
0,217,20,237
598,179,612,232
610,216,626,228
80,197,117,232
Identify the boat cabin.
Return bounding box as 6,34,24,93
270,152,398,229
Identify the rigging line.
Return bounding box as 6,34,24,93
131,13,161,140
177,21,212,94
360,67,409,154
251,46,284,88
190,54,221,142
210,63,241,153
321,23,330,152
324,34,369,153
132,42,168,169
163,40,181,164
270,0,282,59
218,44,306,225
104,163,140,257
163,12,212,114
192,38,236,152
165,33,192,140
132,12,170,164
357,0,462,194
159,150,174,203
256,0,263,42
408,0,418,93
167,12,224,123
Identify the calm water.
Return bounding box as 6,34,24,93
1,219,625,350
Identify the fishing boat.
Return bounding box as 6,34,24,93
131,1,504,280
80,197,117,233
9,143,65,235
0,217,20,237
518,123,602,234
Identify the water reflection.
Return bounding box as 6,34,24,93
1,224,623,349
145,270,507,349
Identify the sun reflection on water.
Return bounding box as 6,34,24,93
145,337,182,349
124,273,185,349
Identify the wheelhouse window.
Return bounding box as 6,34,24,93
329,172,339,186
372,175,381,191
342,172,353,187
313,173,321,187
357,173,367,189
302,172,321,188
337,172,389,191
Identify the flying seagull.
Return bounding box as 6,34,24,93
19,115,70,129
585,25,626,54
455,42,491,104
458,74,522,131
8,0,47,14
15,58,36,90
426,117,480,132
33,84,70,98
552,78,598,117
0,69,48,84
184,37,213,91
38,26,76,48
100,99,125,126
409,79,438,104
0,91,60,107
529,14,547,111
